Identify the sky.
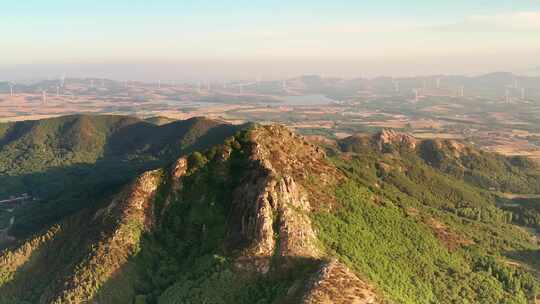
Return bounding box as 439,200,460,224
1,1,540,80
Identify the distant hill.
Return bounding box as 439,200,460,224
1,119,540,303
0,114,241,237
339,130,540,194
144,116,178,126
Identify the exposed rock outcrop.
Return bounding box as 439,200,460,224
229,126,326,273
159,157,189,221
1,123,385,303
303,260,379,304
374,129,417,151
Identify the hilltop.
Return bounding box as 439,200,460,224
0,119,539,303
339,129,540,194
0,114,241,238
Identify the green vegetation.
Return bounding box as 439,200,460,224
2,117,540,303
314,180,536,303
0,114,239,237
313,138,540,303
132,130,300,304
418,139,540,194
498,196,540,231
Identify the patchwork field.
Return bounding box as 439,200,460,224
2,75,540,160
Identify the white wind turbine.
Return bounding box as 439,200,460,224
42,89,48,104
8,82,15,96
60,73,66,88
413,89,419,102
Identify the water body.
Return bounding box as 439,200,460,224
278,94,337,106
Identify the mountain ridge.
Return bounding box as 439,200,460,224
1,118,539,303
0,114,241,239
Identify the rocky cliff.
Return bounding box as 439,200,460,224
0,124,382,303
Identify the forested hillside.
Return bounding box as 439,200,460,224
0,114,240,237
1,119,539,303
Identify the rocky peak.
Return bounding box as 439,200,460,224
229,125,331,273
373,129,418,151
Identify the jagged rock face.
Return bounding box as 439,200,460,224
228,162,320,273
228,167,275,259
303,260,379,304
93,169,162,231
171,157,189,179
159,157,189,221
374,129,417,151
226,125,381,303
228,125,329,273
1,123,384,303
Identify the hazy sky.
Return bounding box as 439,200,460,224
1,1,540,80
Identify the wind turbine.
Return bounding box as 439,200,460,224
8,82,15,96
60,73,66,88
42,90,48,104
413,89,419,102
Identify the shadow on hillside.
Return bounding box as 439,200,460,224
0,209,99,302
2,160,158,239
504,249,540,278
1,120,241,239
103,117,240,157
90,252,323,304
